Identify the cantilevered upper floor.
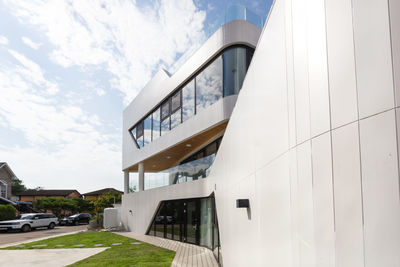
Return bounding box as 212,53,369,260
122,19,261,176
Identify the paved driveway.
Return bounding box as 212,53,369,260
0,225,87,246
0,248,107,267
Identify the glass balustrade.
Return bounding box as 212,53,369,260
144,154,216,190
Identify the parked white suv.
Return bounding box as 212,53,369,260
0,213,58,232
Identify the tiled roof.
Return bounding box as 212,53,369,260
83,188,123,196
16,189,81,196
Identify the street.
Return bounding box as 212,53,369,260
0,225,87,246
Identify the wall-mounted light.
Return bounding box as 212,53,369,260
236,199,250,208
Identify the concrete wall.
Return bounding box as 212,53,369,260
122,0,400,266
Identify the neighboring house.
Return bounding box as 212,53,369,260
16,189,81,202
83,188,123,201
0,162,18,200
121,2,400,267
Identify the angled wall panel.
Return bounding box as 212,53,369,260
352,0,394,118
389,0,400,107
359,110,400,267
332,122,364,267
325,0,358,129
311,132,335,267
296,141,316,267
292,0,311,144
256,154,292,266
306,0,330,137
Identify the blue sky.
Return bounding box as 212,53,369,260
0,0,272,193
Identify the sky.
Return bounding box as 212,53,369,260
0,0,272,194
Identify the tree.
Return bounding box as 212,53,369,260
72,198,94,214
93,191,122,213
11,179,27,195
34,197,78,217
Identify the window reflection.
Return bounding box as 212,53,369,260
136,121,144,148
182,80,195,122
171,109,181,130
152,108,160,141
223,47,248,96
161,117,170,136
144,115,152,145
196,56,223,112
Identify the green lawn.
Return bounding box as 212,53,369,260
2,231,175,267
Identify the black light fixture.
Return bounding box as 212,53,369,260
236,199,250,208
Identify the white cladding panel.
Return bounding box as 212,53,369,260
307,0,330,137
332,122,364,267
122,0,400,266
311,132,335,267
359,110,400,267
389,0,400,107
352,0,394,118
296,141,316,267
325,0,358,129
292,0,310,144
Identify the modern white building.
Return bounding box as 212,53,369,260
122,1,400,266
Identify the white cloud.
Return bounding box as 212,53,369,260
0,51,121,191
21,36,41,49
0,35,9,45
0,0,207,192
5,0,206,105
8,49,59,95
96,88,106,96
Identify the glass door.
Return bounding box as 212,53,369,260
185,199,199,244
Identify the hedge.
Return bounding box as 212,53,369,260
0,204,17,221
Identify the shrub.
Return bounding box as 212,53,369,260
0,204,17,221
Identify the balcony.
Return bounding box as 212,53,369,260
129,154,216,191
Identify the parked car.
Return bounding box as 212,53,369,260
0,213,58,232
59,213,91,226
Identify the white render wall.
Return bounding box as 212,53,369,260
122,0,400,266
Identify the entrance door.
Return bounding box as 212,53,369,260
185,200,199,244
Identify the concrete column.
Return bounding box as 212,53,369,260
138,162,144,191
124,171,129,194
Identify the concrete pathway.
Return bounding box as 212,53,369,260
117,232,219,267
0,248,107,267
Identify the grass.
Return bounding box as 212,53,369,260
2,231,175,267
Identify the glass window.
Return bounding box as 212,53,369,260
155,203,166,238
161,100,170,121
182,80,195,122
200,198,213,248
135,121,144,148
223,47,248,96
152,108,160,141
144,115,151,146
161,117,170,136
171,90,181,113
170,109,181,130
196,56,223,112
130,127,136,141
136,121,144,138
